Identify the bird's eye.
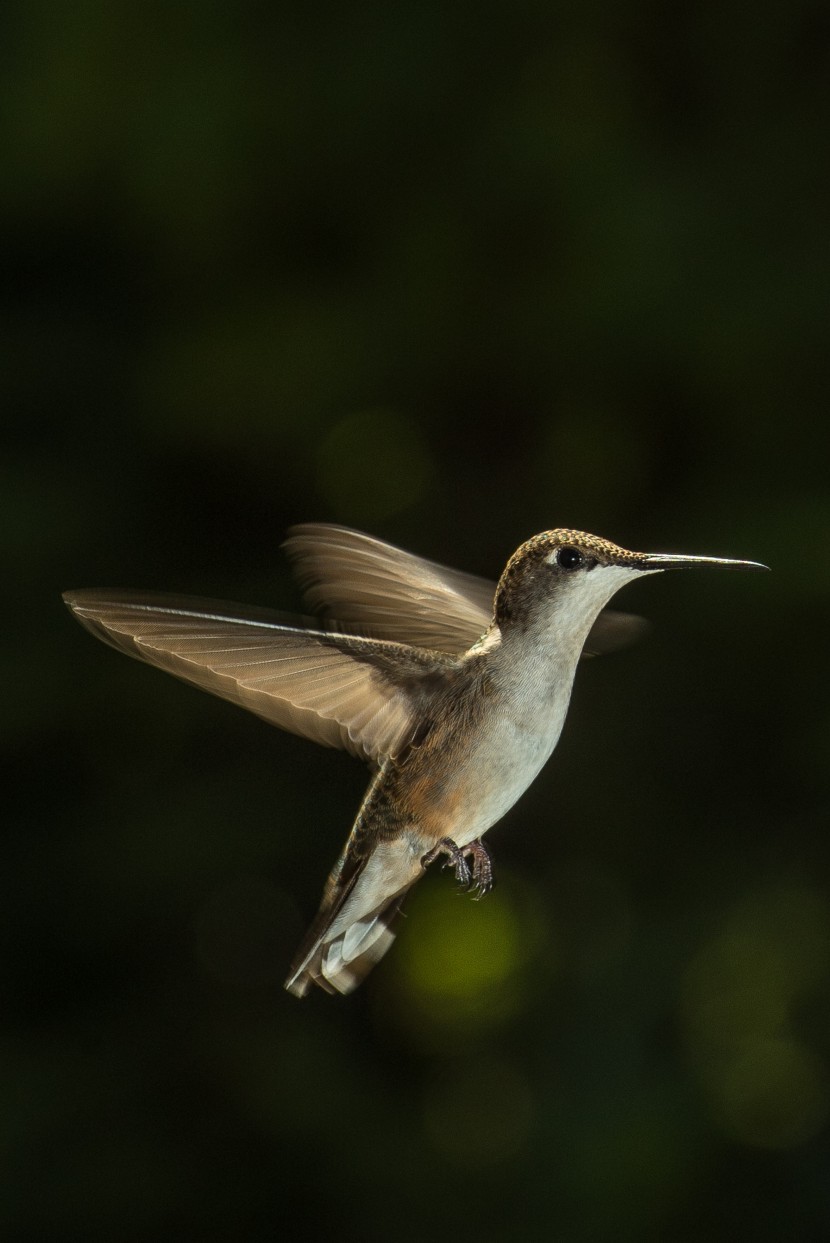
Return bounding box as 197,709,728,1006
555,545,584,571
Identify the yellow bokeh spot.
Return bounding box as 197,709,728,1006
681,885,830,1050
717,1038,828,1150
388,872,548,1037
405,889,521,998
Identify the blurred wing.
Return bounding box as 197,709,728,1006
583,610,651,657
285,524,648,659
63,590,433,762
283,524,495,654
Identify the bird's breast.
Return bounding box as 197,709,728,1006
402,662,575,847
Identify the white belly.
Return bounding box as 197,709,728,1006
445,671,575,847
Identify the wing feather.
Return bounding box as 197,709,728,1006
284,524,494,654
284,524,648,657
62,590,434,761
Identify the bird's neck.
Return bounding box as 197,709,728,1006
479,618,588,709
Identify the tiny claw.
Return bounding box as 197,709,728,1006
466,839,494,899
449,854,473,888
421,837,494,897
422,837,472,888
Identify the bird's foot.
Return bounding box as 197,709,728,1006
421,837,494,898
466,838,494,899
421,838,471,887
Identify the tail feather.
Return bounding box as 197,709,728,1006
285,833,424,997
285,897,406,997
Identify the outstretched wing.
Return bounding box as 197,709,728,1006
63,590,441,762
284,524,648,657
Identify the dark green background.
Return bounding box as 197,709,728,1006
5,3,830,1239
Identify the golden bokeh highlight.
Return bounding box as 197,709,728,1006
682,885,830,1050
385,871,549,1040
716,1037,828,1150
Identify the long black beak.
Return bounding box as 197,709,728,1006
640,553,769,572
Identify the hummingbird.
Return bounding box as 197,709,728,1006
63,525,766,997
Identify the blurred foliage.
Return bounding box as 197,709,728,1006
3,0,830,1239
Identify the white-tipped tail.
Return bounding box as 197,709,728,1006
285,899,404,997
285,836,423,997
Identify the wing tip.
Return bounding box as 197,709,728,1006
62,589,84,612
